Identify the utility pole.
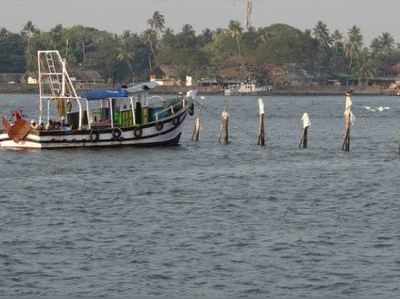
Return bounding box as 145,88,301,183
245,0,253,30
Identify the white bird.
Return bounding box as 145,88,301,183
364,106,377,112
364,106,390,112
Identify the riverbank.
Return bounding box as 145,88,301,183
0,83,395,96
151,85,395,96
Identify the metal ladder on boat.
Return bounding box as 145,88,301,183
45,52,62,96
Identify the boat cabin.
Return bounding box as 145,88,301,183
35,51,184,132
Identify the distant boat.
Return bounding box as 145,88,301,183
0,50,194,149
224,81,270,96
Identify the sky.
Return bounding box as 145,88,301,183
2,0,400,43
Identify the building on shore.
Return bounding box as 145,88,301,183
71,70,104,89
150,65,180,86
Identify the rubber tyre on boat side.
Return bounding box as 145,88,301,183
172,116,180,126
134,127,143,138
112,128,122,140
89,130,100,142
155,122,163,131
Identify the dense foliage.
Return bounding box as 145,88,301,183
1,14,400,85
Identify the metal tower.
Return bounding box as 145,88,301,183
245,0,253,30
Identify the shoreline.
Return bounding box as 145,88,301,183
0,84,395,97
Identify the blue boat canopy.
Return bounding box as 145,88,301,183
82,89,129,101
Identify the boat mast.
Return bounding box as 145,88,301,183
37,50,83,129
38,52,43,124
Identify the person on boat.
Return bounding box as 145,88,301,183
66,99,72,113
13,110,23,121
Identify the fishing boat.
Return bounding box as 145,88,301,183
0,50,194,149
224,81,269,96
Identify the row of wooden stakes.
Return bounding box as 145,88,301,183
191,92,354,152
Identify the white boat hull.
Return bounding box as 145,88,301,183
0,110,186,149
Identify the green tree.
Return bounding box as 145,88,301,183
345,25,363,76
370,32,396,76
145,11,166,71
21,21,38,39
313,21,332,49
228,20,243,57
0,28,26,72
332,30,344,53
255,24,310,65
330,30,346,75
21,21,40,72
148,11,166,38
143,29,157,71
313,21,333,75
355,48,375,85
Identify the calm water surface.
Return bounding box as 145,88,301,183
0,94,400,298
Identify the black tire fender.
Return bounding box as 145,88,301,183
155,121,164,131
172,116,180,126
89,130,100,142
112,128,122,140
134,127,143,138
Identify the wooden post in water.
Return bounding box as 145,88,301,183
342,91,353,152
192,96,205,142
192,114,201,142
218,110,230,144
299,112,311,149
257,98,265,146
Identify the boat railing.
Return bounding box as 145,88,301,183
154,105,175,121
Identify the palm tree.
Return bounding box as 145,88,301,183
145,11,166,72
21,21,39,73
117,32,135,77
21,21,38,39
345,26,363,75
228,20,243,57
357,48,375,85
313,21,332,49
332,30,344,54
379,32,394,56
313,21,332,75
147,11,165,38
143,29,157,71
370,32,395,77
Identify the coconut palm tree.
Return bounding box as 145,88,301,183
356,48,375,85
313,21,332,49
117,32,135,77
313,21,333,75
147,11,166,38
21,21,38,39
345,26,363,75
21,21,40,73
228,20,243,57
143,29,157,72
145,11,166,71
332,30,344,54
378,32,395,56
